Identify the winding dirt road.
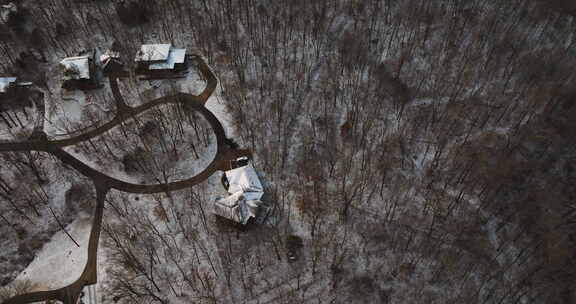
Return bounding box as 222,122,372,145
2,56,248,304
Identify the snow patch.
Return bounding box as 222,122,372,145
13,214,92,292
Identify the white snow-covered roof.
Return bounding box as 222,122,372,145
100,50,120,63
0,77,17,93
217,191,244,208
214,192,260,225
135,44,172,62
214,163,265,225
214,192,243,224
60,56,91,80
148,48,186,70
225,163,264,201
0,3,16,23
171,48,186,64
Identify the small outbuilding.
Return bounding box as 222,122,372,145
60,50,99,90
100,50,125,76
0,76,31,98
0,3,17,24
0,77,17,93
134,43,188,79
0,76,36,128
214,162,266,225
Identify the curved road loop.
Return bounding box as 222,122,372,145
2,56,249,304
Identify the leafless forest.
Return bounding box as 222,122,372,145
1,0,576,303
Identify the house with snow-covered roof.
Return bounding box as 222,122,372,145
134,43,188,78
0,76,31,100
0,3,17,24
214,162,266,225
60,50,99,90
0,77,17,94
100,50,125,76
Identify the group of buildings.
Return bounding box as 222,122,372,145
58,45,270,224
1,43,269,225
58,43,191,91
1,43,191,98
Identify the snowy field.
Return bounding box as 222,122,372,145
13,214,91,292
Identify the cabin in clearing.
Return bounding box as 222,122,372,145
134,43,189,79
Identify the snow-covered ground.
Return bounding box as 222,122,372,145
62,102,218,184
45,84,115,139
12,213,91,292
2,60,231,302
2,1,575,303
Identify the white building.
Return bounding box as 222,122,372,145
60,51,99,90
60,56,92,80
135,44,172,62
0,3,16,24
100,50,120,65
134,43,188,76
214,163,265,225
0,77,31,97
0,77,17,93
